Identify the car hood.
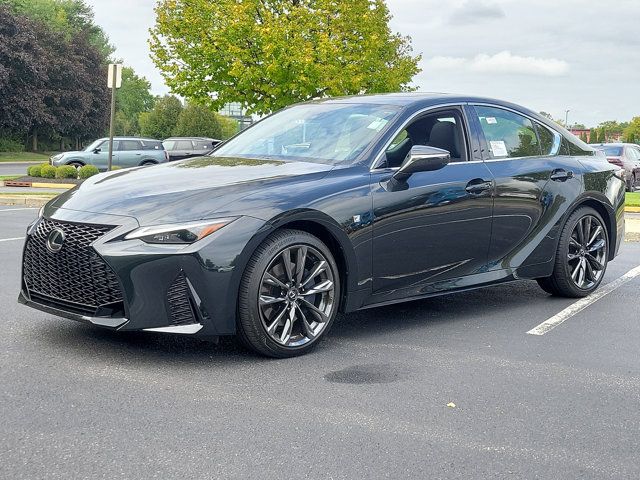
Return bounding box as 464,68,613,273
51,156,334,224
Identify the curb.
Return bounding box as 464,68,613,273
3,180,75,189
0,195,54,207
625,206,640,213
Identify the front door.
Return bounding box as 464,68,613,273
90,139,119,170
371,107,494,298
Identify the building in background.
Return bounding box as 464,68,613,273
219,103,254,130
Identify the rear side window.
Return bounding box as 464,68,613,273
120,140,142,151
474,106,539,158
194,140,214,150
141,140,163,150
534,122,560,155
175,140,194,150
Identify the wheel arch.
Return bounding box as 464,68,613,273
566,194,618,260
64,158,85,166
267,210,358,312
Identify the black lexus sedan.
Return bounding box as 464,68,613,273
19,94,626,357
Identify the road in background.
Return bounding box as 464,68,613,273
0,162,40,176
1,208,640,479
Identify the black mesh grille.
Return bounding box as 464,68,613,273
23,218,123,313
166,273,197,326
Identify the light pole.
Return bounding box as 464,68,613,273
107,63,122,171
565,109,570,129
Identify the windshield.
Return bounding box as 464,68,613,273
212,103,400,165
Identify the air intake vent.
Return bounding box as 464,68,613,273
166,273,197,326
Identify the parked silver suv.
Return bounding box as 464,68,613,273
51,137,169,170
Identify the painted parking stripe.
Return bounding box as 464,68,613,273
527,264,640,335
0,237,25,243
0,208,37,212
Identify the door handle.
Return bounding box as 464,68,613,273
550,169,573,182
465,179,493,194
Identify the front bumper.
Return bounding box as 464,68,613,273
19,209,271,337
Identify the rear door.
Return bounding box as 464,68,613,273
370,106,495,299
117,139,143,167
469,104,582,269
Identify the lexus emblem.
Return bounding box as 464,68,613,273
46,228,65,253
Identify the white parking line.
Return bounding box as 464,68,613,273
0,237,25,243
527,264,640,335
0,208,37,212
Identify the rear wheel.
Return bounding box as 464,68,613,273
537,207,608,297
237,229,340,358
141,160,157,166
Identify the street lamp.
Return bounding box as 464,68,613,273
565,109,570,129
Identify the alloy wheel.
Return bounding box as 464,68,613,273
258,245,336,347
568,215,607,290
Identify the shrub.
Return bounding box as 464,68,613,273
28,165,41,177
40,165,57,178
0,137,24,152
55,165,78,179
78,164,99,179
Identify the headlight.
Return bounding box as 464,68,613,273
124,218,236,244
38,205,45,218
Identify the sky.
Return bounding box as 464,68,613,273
86,0,640,127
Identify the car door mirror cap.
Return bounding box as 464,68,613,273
93,148,101,154
394,145,451,180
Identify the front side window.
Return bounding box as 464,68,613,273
96,140,119,151
475,106,540,159
383,109,468,168
212,103,400,165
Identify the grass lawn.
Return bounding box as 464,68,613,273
0,175,22,181
0,151,56,162
626,192,640,207
0,192,57,197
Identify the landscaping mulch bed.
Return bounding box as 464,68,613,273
8,176,82,185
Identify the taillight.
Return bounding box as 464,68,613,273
164,150,169,161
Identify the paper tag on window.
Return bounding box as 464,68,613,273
486,117,498,124
489,140,508,157
367,118,388,130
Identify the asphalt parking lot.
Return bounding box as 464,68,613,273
1,207,640,479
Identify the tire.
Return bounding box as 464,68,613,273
68,161,83,168
536,207,608,298
237,229,340,358
141,160,157,166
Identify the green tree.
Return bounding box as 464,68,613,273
115,67,155,135
623,117,640,144
598,128,607,143
139,95,183,139
149,0,421,115
173,103,239,139
3,0,113,57
589,129,597,144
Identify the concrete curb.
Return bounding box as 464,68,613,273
3,180,75,189
0,195,53,207
625,206,640,213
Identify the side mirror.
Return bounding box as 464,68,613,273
395,145,450,179
93,148,101,154
385,146,450,192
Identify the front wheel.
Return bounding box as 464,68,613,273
237,229,340,357
537,207,608,298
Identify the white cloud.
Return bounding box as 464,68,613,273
425,51,569,77
448,0,505,24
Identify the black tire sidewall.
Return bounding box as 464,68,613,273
238,229,341,357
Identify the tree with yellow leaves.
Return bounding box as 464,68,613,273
150,0,421,115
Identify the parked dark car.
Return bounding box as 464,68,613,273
162,137,222,161
20,94,625,357
590,143,640,191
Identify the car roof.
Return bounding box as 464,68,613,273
97,137,161,142
163,137,218,141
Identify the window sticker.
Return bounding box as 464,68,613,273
486,117,498,124
489,140,508,157
367,118,389,130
